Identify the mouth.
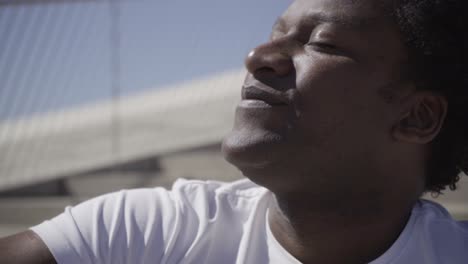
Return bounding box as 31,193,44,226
241,84,290,106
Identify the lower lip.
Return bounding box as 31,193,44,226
238,99,288,108
235,100,292,130
236,99,293,126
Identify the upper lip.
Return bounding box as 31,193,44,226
241,83,290,106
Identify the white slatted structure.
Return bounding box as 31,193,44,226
0,69,245,191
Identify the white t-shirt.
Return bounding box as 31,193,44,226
31,179,468,264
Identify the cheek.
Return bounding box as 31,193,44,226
294,57,365,115
291,57,390,144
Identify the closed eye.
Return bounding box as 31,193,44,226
307,42,337,51
305,41,353,58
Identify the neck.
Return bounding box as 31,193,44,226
268,190,416,264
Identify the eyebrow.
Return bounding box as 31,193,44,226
273,12,378,31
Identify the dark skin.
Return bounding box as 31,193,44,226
0,231,56,264
222,0,447,263
0,0,447,263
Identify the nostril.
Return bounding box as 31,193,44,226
256,67,276,75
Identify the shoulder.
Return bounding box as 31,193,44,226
63,178,266,217
171,177,267,198
30,178,269,264
169,178,270,215
68,178,268,229
413,199,468,232
411,199,468,260
413,199,468,233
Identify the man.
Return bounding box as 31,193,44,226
1,0,467,263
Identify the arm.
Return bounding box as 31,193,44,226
0,230,57,264
0,187,179,264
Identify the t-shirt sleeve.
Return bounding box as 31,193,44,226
30,186,181,264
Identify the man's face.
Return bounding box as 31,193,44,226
222,0,408,193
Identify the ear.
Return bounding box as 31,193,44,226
393,92,447,144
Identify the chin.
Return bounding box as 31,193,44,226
222,129,316,193
222,135,294,192
221,128,288,177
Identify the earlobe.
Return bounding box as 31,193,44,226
392,92,447,144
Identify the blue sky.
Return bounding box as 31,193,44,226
0,0,290,121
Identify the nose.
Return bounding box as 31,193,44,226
245,41,294,77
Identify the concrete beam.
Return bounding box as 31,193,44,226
0,69,245,191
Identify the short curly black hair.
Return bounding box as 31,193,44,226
390,0,468,194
